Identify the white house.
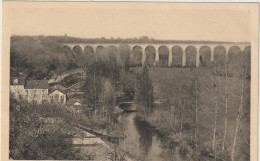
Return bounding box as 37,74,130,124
24,80,49,104
10,77,26,100
10,77,67,104
48,85,67,104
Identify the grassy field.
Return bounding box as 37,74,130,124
131,67,249,120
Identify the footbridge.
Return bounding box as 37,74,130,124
48,68,85,84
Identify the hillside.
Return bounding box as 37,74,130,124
131,67,250,161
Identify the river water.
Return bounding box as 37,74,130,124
118,112,181,161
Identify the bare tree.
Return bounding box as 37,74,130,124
230,55,248,161
179,98,185,136
194,78,199,153
212,83,218,160
222,60,229,152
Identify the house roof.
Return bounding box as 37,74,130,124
25,80,49,89
49,85,66,95
74,102,82,106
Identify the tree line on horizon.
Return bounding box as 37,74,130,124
12,35,244,44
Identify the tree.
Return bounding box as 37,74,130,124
118,45,131,73
222,57,230,152
83,69,102,114
179,84,192,137
9,95,92,160
230,49,250,161
99,79,117,123
187,73,200,155
107,146,126,161
135,65,154,118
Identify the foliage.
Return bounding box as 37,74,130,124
107,146,127,161
135,65,154,118
118,45,131,72
10,36,71,79
10,35,250,161
131,62,250,161
120,72,136,102
82,56,120,112
9,95,93,160
185,46,197,67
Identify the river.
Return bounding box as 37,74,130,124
117,112,182,161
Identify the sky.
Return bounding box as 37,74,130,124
6,2,252,42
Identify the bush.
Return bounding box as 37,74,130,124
9,96,92,160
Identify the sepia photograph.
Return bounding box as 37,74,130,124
1,2,259,161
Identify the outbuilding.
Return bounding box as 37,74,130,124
48,85,67,104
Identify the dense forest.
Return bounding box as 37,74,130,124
10,35,163,79
12,34,242,44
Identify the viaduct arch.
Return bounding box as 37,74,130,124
62,42,251,68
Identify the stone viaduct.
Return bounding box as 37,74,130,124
62,41,251,68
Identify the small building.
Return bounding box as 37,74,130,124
24,80,49,104
10,77,26,100
10,77,68,105
48,85,67,104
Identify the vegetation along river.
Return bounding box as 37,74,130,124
117,112,182,161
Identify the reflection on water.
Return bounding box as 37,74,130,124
118,112,173,161
134,117,153,156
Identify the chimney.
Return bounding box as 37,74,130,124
13,78,18,84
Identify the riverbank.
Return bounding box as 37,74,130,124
114,111,184,161
73,126,140,161
135,111,187,160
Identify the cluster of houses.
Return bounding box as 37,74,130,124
10,77,67,104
